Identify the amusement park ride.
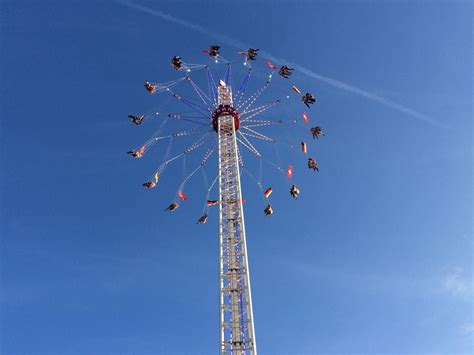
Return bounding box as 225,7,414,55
127,46,323,354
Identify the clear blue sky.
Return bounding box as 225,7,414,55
1,0,472,354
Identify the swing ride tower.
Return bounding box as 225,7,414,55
216,80,257,354
128,49,322,353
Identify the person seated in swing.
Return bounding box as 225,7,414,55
128,114,145,125
143,181,156,189
127,150,143,158
310,126,324,139
208,45,220,59
290,185,300,199
308,157,319,171
144,81,157,94
197,214,208,224
165,202,179,212
302,93,316,108
171,55,182,70
264,204,273,217
246,48,259,61
279,65,294,79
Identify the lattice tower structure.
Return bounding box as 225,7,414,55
217,81,257,354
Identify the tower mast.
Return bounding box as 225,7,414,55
216,80,257,354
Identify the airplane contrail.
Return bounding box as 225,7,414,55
117,0,444,127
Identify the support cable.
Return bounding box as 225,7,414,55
178,62,207,73
132,115,170,153
237,72,274,112
235,68,252,107
145,137,174,183
164,132,213,165
154,77,187,93
206,66,218,106
225,62,232,87
186,76,214,107
236,132,262,158
240,119,283,128
167,87,212,117
240,127,275,143
242,165,266,206
203,174,218,214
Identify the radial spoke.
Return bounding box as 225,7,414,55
235,68,252,107
237,72,274,112
240,119,283,128
236,131,262,158
206,67,218,106
240,127,275,143
186,76,214,107
167,88,212,117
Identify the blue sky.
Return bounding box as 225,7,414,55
0,0,472,354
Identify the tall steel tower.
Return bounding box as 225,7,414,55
215,80,257,354
128,49,321,355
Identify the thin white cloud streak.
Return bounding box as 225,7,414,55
443,267,471,298
117,0,444,127
461,323,474,336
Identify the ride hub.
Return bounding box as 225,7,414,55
211,104,240,132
